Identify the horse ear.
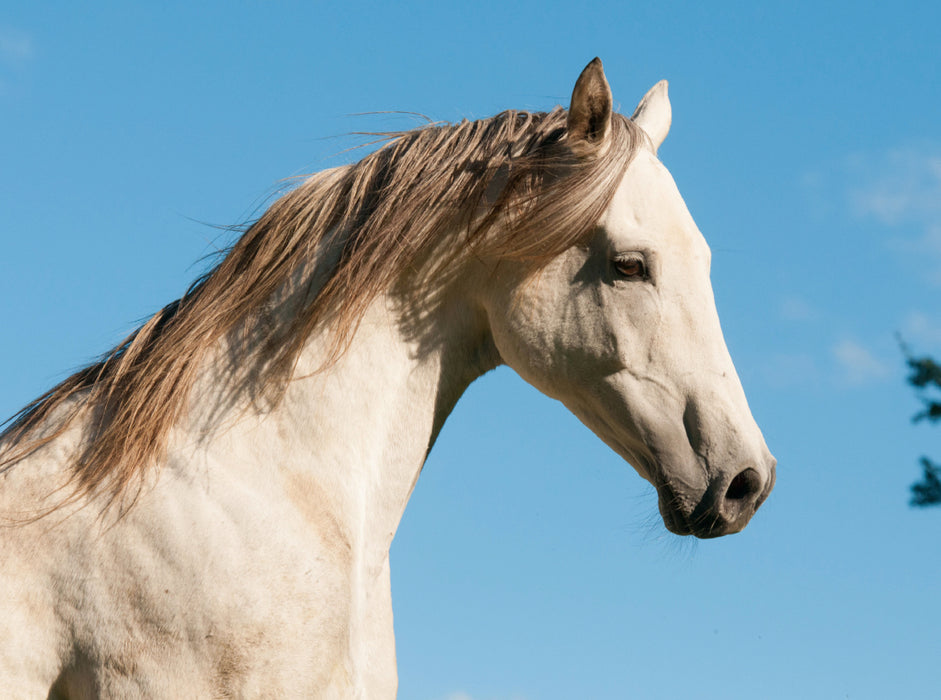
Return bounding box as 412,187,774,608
631,80,671,151
567,57,612,146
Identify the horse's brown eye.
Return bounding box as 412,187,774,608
614,256,647,280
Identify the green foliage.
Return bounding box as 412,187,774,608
903,346,941,506
911,458,941,507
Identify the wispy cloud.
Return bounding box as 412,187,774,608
845,147,941,282
900,311,941,349
779,295,819,322
832,338,890,386
0,26,33,64
0,25,33,98
850,149,941,226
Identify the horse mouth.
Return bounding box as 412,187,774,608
657,492,738,539
656,487,712,538
658,497,733,539
655,464,775,539
622,435,775,539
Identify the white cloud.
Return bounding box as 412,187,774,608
779,295,819,322
0,26,33,64
845,148,941,282
886,223,941,285
850,149,941,226
832,339,890,386
0,26,32,98
900,311,941,350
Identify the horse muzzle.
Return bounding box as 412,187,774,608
657,457,776,538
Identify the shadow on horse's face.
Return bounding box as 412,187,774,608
485,99,775,539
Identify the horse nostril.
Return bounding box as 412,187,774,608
726,467,762,502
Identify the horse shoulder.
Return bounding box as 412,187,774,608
0,429,373,696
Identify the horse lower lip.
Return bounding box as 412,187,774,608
659,498,692,536
659,496,737,538
692,525,730,539
668,513,725,539
666,517,692,536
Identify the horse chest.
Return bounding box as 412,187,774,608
1,463,398,697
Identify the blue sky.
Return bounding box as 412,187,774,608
2,3,940,698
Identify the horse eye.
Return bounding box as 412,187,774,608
613,256,647,280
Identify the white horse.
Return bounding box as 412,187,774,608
0,59,774,698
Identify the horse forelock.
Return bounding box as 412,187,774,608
0,107,644,513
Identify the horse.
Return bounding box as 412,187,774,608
0,58,775,698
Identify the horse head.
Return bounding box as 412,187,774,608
482,60,775,538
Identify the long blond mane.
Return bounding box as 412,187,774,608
0,107,644,508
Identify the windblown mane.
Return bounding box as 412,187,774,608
0,106,644,510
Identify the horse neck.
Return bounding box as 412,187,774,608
194,269,499,562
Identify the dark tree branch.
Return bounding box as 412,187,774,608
911,457,941,507
898,336,941,506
